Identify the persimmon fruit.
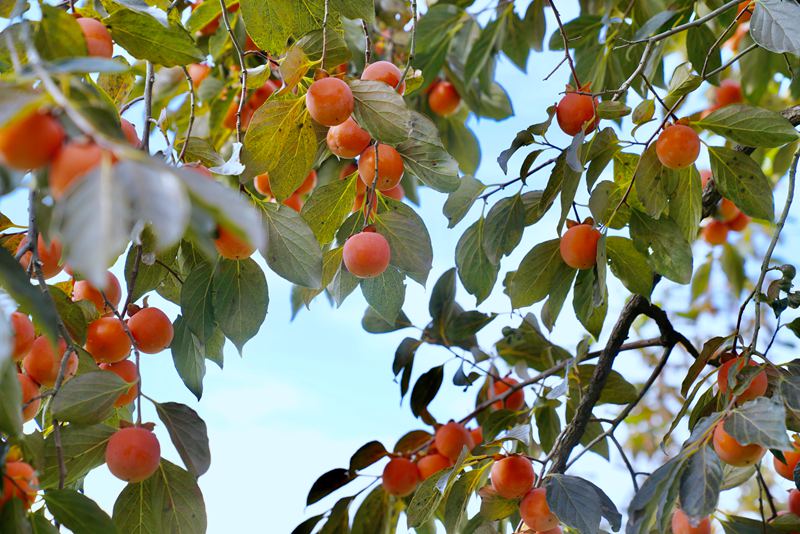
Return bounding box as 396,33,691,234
18,373,40,422
470,426,483,447
712,422,765,467
719,199,741,222
703,220,729,246
105,426,161,482
327,118,371,158
559,224,601,270
187,63,211,89
77,18,113,58
85,317,131,363
737,0,753,22
727,211,750,232
556,88,598,136
671,509,711,534
428,81,461,117
342,231,390,278
519,488,559,531
128,307,174,354
358,144,404,191
49,142,104,199
121,119,140,147
0,461,38,509
655,124,700,169
283,193,304,212
492,377,525,411
774,443,800,481
361,61,405,94
214,226,255,260
381,457,419,496
11,311,35,361
306,77,354,127
99,360,139,407
295,170,318,196
72,271,122,313
791,489,800,515
717,357,767,403
17,234,63,279
0,110,64,170
23,337,77,387
491,455,534,499
417,453,451,480
434,421,474,462
716,79,743,107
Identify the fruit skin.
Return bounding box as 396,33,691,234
342,231,391,278
253,173,273,197
435,421,474,462
23,337,77,387
428,81,461,117
105,426,161,483
556,90,598,136
719,198,741,222
519,488,559,531
214,226,255,260
700,170,712,188
382,184,405,201
726,211,750,232
49,142,104,199
703,220,729,245
11,312,35,361
0,111,64,170
86,317,132,363
121,119,140,147
716,79,743,107
77,18,113,58
655,124,700,170
717,357,768,403
737,0,753,22
559,224,601,270
361,61,405,94
381,457,420,496
17,235,63,279
187,64,211,88
470,427,483,447
0,461,39,510
492,377,525,411
327,118,371,158
671,509,712,534
18,373,41,422
99,360,139,407
72,271,122,314
790,489,800,516
128,307,174,354
491,455,534,499
295,171,318,196
713,422,766,467
306,77,354,127
358,144,404,191
417,453,451,480
774,444,800,481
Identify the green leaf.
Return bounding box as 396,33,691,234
605,236,653,297
0,358,22,437
545,474,621,534
51,371,128,425
678,446,722,521
749,0,800,56
154,402,210,477
482,194,526,264
411,365,443,419
0,498,31,534
180,263,216,343
439,119,481,175
573,365,637,405
464,17,505,84
242,97,317,201
240,0,325,55
351,486,390,534
633,145,674,218
725,397,793,450
360,267,405,323
186,0,239,32
708,146,775,220
720,515,782,534
632,99,655,124
170,315,207,400
697,105,798,147
686,24,720,80
301,174,358,245
40,424,116,488
627,455,687,534
413,5,464,86
407,455,466,527
595,101,631,119
349,80,412,144
444,467,487,533
443,175,485,228
45,490,116,534
669,166,703,242
721,243,746,295
535,404,560,453
349,441,387,473
306,468,355,506
507,239,564,308
105,9,203,67
374,200,433,285
573,268,607,338
629,210,693,284
212,258,268,353
36,5,86,61
0,248,59,344
479,487,518,520
396,111,460,193
455,218,498,305
260,203,323,288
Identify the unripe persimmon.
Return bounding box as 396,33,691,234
416,453,451,480
362,61,405,94
491,377,525,411
656,124,700,170
703,220,729,246
295,170,318,196
0,110,64,170
99,360,139,407
381,457,419,496
342,231,391,278
16,235,63,279
327,118,371,158
428,81,461,117
713,423,765,467
671,509,711,534
187,64,211,89
774,444,800,481
77,18,113,58
306,77,354,127
435,421,474,462
719,199,741,222
358,144,404,191
85,317,131,363
791,489,800,515
128,307,174,354
214,226,255,260
559,224,601,270
556,89,598,136
18,373,40,422
716,79,743,107
72,271,122,314
120,119,140,147
491,455,534,499
717,357,768,403
727,211,750,232
23,337,77,387
0,461,39,510
520,488,559,531
49,142,104,199
105,426,161,482
11,312,35,361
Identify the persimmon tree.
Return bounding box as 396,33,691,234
0,0,800,532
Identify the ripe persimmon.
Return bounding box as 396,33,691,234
727,211,750,232
491,455,534,499
120,119,140,147
655,124,700,169
18,373,40,422
23,337,77,387
470,426,483,447
719,199,741,222
434,421,474,462
737,0,753,22
187,63,211,89
295,170,318,196
556,87,598,136
671,509,711,534
716,79,743,107
700,170,712,188
16,235,63,279
559,224,601,270
428,81,461,117
774,443,800,481
361,61,405,94
327,118,371,158
128,307,173,354
105,426,161,482
247,80,279,112
11,311,35,361
342,231,391,278
49,141,104,199
702,220,729,246
283,193,304,212
713,422,765,467
214,225,255,260
417,453,451,480
717,357,768,403
491,377,525,411
72,271,122,314
381,457,419,496
352,191,377,217
519,488,559,531
791,489,800,515
306,77,354,127
0,110,64,170
0,461,39,509
77,18,113,58
358,144,404,191
99,360,139,407
253,173,272,197
85,317,131,363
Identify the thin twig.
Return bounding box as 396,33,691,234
396,0,417,89
321,0,330,69
361,20,371,65
142,62,155,153
549,1,580,87
178,66,196,162
219,0,247,142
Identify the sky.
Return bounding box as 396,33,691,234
2,1,799,533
